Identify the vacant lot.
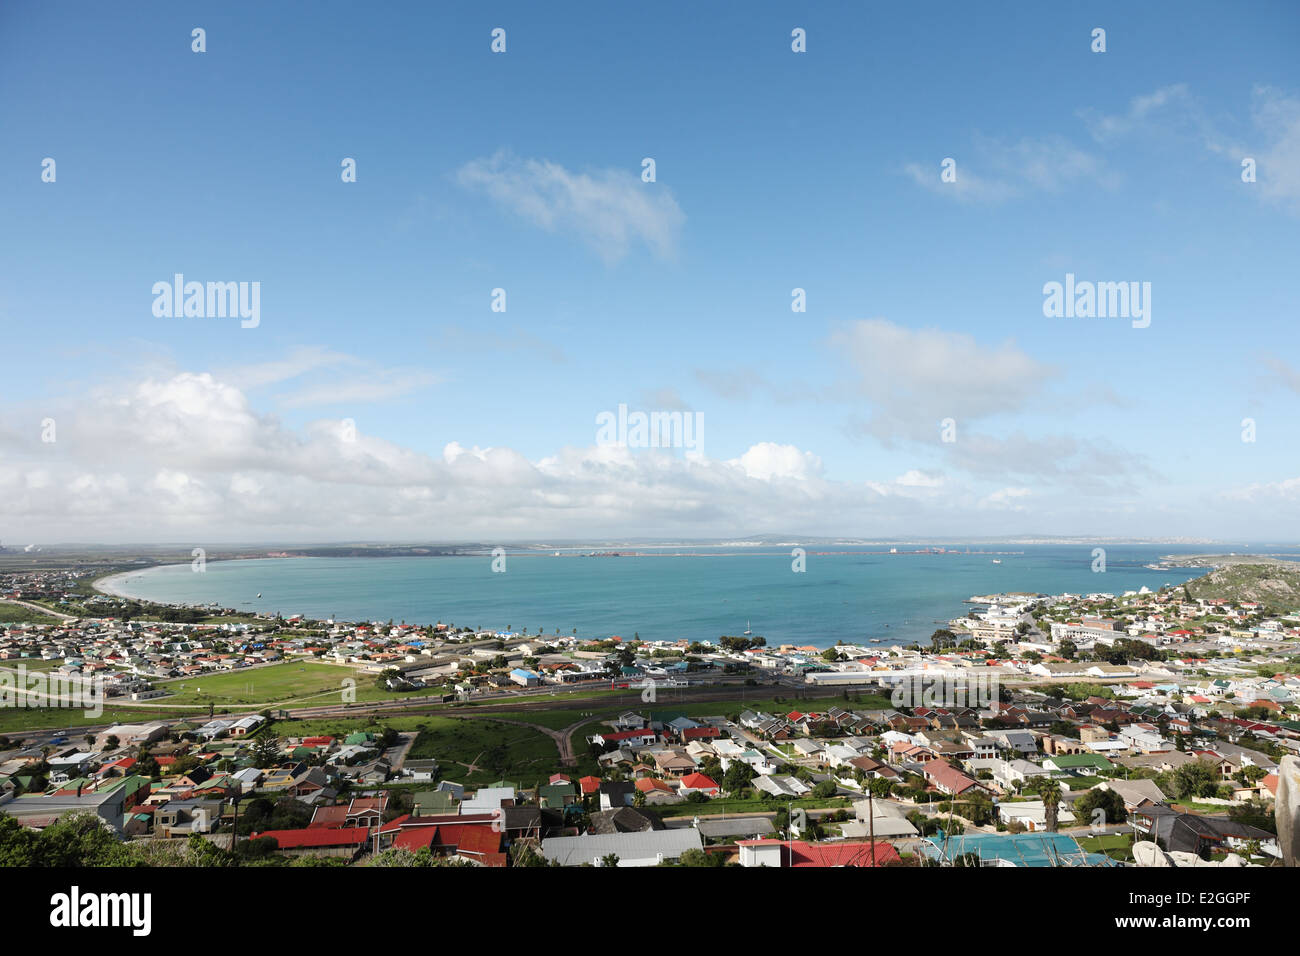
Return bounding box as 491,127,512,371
270,714,568,789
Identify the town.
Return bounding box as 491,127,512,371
1,561,1298,868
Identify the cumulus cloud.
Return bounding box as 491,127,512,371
0,367,936,541
726,443,823,481
457,151,685,261
832,319,1055,443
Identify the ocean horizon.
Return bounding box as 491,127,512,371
94,543,1244,648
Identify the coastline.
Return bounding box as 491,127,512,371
81,549,1215,646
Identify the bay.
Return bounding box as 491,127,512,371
95,544,1240,648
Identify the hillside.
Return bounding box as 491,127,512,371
1183,561,1300,613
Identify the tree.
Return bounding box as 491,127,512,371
929,629,956,650
1074,787,1126,827
250,734,283,769
1041,779,1062,832
1170,760,1220,800
599,853,620,868
723,761,756,794
812,780,838,799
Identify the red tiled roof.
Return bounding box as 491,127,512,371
598,728,657,742
679,773,718,791
682,727,722,740
736,840,901,867
251,828,370,849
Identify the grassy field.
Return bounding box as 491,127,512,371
158,660,414,708
269,713,575,789
0,657,66,672
1077,832,1135,862
0,603,64,625
0,704,202,735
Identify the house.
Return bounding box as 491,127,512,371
385,814,508,866
752,774,812,798
588,806,664,834
738,839,900,868
154,798,222,837
633,777,680,805
924,761,985,797
462,787,515,813
1099,778,1168,811
403,759,439,781
509,668,541,687
589,728,658,748
997,799,1077,831
849,800,919,839
598,781,635,810
1132,807,1279,859
677,773,720,797
541,828,704,867
1042,753,1113,775
248,827,371,859
652,749,697,776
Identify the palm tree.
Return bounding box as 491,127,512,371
1042,780,1062,832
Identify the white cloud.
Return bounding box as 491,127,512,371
457,151,685,261
904,135,1111,203
1080,84,1192,142
979,486,1031,510
831,319,1055,443
726,443,823,481
1081,83,1300,215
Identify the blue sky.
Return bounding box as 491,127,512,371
1,1,1299,542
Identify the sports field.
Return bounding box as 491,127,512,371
160,660,420,708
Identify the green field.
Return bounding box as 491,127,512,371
269,714,575,788
0,657,65,672
1077,832,1135,862
159,660,418,708
0,704,200,735
0,603,63,625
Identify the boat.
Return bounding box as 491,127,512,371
991,559,1001,564
256,593,262,598
743,621,752,636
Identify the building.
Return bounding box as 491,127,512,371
541,828,704,867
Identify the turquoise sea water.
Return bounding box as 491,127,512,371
98,544,1248,648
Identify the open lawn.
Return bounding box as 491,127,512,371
0,657,65,672
0,603,63,625
1077,832,1135,862
0,704,201,735
159,660,413,708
